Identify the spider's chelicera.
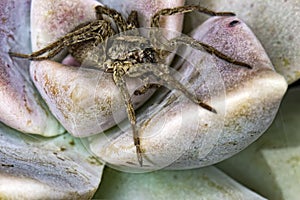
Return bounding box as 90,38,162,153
9,5,251,166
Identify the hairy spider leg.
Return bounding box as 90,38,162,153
9,41,65,61
151,5,235,28
112,63,143,166
169,36,252,69
132,75,161,95
127,63,217,113
148,5,234,46
125,10,141,36
134,83,161,95
95,6,128,32
9,20,112,61
14,32,106,61
149,5,252,69
127,10,140,29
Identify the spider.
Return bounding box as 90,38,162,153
9,5,251,166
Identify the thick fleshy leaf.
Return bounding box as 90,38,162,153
185,0,300,84
94,166,266,200
0,0,296,198
31,0,101,52
0,122,104,199
30,60,152,137
88,16,287,171
217,88,300,200
0,0,64,136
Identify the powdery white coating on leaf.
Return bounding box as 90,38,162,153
94,166,267,200
0,176,63,200
218,88,300,200
0,0,64,136
31,0,102,51
0,123,104,199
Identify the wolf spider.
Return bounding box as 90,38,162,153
9,5,251,166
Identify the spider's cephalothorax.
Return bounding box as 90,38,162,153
105,35,158,64
9,5,252,166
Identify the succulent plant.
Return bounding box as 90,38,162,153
1,0,298,199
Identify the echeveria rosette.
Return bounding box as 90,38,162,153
0,0,296,199
24,0,288,171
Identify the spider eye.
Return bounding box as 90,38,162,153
144,48,152,53
143,48,156,63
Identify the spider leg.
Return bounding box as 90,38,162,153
126,10,141,36
134,83,161,95
127,63,217,113
9,20,113,61
112,65,143,166
15,32,104,61
69,20,114,39
9,38,65,60
66,32,106,47
133,75,161,95
25,44,66,61
64,20,114,47
169,36,252,69
127,10,140,29
9,33,99,61
8,22,94,60
149,5,241,65
95,5,128,32
150,5,235,28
